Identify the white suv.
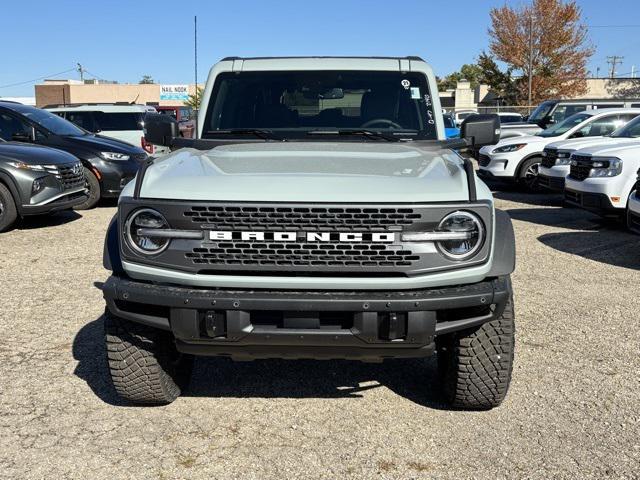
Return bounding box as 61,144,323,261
478,108,640,189
564,143,640,217
539,115,640,192
47,104,170,156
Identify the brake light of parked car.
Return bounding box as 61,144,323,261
141,136,155,154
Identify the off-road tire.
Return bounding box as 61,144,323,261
0,183,18,232
517,157,542,191
104,310,193,405
74,167,100,210
437,282,515,410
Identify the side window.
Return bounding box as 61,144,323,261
552,105,586,124
576,115,620,137
0,112,31,141
65,112,96,132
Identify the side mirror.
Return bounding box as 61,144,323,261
144,113,179,147
461,114,500,148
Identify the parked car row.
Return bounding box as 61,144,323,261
478,107,640,233
0,101,152,230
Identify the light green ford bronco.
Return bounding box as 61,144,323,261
101,56,516,409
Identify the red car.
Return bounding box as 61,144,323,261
155,106,195,138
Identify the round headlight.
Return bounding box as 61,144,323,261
436,211,485,260
125,208,170,255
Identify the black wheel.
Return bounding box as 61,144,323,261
0,183,18,233
104,310,193,405
437,278,515,410
518,157,542,191
73,167,100,210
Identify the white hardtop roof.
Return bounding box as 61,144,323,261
215,56,433,74
46,104,156,113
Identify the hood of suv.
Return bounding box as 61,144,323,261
57,133,146,155
572,142,640,158
135,142,475,203
548,136,639,152
0,142,79,165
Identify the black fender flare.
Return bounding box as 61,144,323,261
0,170,24,215
103,214,124,275
487,209,516,277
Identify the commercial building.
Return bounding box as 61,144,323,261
34,79,201,108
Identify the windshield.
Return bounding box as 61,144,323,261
23,108,85,136
537,112,592,137
528,101,555,123
611,116,640,138
203,71,438,140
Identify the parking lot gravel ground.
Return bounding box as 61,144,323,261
1,188,639,480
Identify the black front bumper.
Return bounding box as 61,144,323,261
102,275,511,362
538,173,565,192
564,188,620,216
93,159,141,198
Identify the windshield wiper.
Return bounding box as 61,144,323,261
307,129,400,142
205,129,282,141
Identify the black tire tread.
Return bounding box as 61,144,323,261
73,167,100,210
104,311,190,405
0,182,18,232
439,292,515,410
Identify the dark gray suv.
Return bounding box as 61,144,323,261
0,138,87,231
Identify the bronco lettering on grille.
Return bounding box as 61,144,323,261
209,231,396,243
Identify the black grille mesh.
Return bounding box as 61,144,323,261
43,163,85,190
184,206,422,232
569,155,592,181
477,154,491,167
186,242,419,268
541,150,557,168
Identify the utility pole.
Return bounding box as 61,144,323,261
606,56,623,78
527,14,534,110
632,65,636,78
76,63,84,82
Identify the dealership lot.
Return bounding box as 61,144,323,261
0,189,638,479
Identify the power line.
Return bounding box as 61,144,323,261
0,67,76,89
587,24,640,28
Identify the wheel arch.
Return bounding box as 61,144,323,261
0,170,24,215
103,214,125,275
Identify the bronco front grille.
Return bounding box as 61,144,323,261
184,206,422,232
186,242,419,269
43,163,85,190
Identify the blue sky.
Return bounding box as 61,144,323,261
2,0,640,96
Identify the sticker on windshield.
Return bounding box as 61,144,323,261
410,87,421,99
401,79,411,90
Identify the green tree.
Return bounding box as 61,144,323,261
477,52,520,104
437,64,485,91
139,75,154,84
184,86,204,110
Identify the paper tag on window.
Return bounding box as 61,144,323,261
410,87,421,99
